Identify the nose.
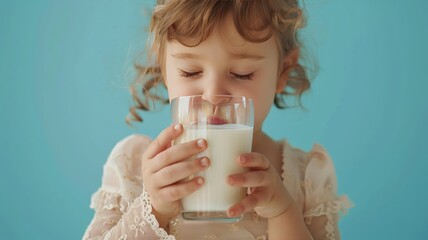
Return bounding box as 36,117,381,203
201,75,230,105
201,95,231,106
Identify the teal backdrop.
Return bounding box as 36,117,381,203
1,0,427,239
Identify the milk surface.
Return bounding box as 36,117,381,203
176,124,253,212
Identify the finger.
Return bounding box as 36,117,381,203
153,157,210,186
238,153,270,170
158,177,205,202
228,171,270,187
227,191,266,218
150,138,207,173
144,124,183,160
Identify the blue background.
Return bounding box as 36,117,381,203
1,0,427,239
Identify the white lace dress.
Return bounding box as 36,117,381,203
83,134,352,240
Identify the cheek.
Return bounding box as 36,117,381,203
166,78,204,101
250,91,275,130
166,83,194,100
164,66,189,100
251,77,278,129
253,96,273,129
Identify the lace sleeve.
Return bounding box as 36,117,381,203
82,134,178,240
302,144,353,240
83,188,176,240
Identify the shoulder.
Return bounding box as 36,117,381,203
91,134,153,210
281,140,334,178
280,140,337,204
282,140,332,166
109,134,152,159
281,140,353,218
103,134,153,180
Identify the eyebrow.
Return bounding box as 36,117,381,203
231,52,265,60
171,52,265,61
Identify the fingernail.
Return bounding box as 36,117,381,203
239,156,246,164
228,176,234,185
196,178,204,185
174,124,181,131
196,139,205,148
200,157,209,167
228,209,235,217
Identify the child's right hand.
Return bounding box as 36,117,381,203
141,123,210,223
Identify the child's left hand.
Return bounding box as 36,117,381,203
227,152,293,219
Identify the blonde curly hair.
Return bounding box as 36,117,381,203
126,0,312,125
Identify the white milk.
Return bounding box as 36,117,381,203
175,124,253,213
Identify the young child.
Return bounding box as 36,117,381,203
83,0,351,239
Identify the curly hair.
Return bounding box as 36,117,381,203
126,0,312,125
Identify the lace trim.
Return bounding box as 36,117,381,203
304,195,353,239
90,189,130,213
303,195,352,218
280,140,291,184
140,186,176,240
168,215,182,239
304,195,352,219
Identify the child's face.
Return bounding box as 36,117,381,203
164,12,286,131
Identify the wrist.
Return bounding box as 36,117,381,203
152,206,180,229
268,202,312,240
260,192,294,219
268,201,298,221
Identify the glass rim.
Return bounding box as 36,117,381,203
170,95,253,103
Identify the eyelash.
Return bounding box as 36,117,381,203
179,70,254,80
232,73,254,80
179,70,201,78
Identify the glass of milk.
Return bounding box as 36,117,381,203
171,95,253,222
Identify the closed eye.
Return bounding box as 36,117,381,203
231,72,254,81
179,69,202,78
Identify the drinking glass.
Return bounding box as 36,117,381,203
171,95,254,221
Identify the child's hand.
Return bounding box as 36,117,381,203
227,153,292,219
141,124,210,220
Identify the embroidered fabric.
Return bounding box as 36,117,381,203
83,135,176,240
303,195,352,218
83,134,352,240
90,190,129,213
300,143,353,240
83,187,178,240
140,187,177,240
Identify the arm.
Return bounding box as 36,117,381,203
82,135,177,240
305,213,341,240
83,188,177,240
84,124,209,240
268,202,313,240
268,143,353,240
226,153,312,240
226,144,352,240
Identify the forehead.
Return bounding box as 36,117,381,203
218,11,271,46
166,11,278,58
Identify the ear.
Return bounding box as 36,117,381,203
276,48,299,93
